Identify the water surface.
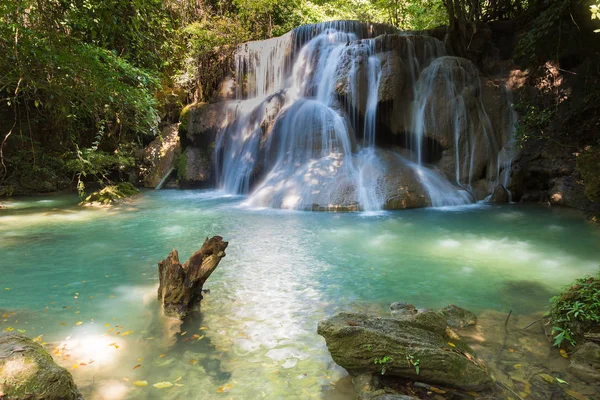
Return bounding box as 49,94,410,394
1,191,599,399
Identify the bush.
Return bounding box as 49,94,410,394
549,272,600,347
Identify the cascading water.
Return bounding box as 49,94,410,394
213,21,515,211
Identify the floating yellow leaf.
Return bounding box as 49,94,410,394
180,331,187,336
560,348,569,358
5,288,10,291
514,364,523,369
90,296,94,299
71,364,79,369
74,311,80,314
104,323,110,327
133,380,148,387
33,335,43,343
159,354,167,358
75,321,83,326
217,383,233,393
109,294,115,299
447,342,456,347
132,364,142,370
3,327,14,332
153,382,173,389
199,326,208,330
121,331,134,336
539,374,554,384
509,348,516,353
188,359,198,365
175,383,184,387
429,387,446,394
174,376,182,382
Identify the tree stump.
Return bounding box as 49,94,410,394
158,236,228,319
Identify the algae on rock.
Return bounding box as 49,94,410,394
0,333,81,400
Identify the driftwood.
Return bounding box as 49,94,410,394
158,236,228,319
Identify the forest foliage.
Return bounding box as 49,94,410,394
0,0,596,194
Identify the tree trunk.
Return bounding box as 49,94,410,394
157,236,228,319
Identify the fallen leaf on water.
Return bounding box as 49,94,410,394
159,354,167,358
447,342,456,347
133,380,148,387
75,321,83,326
104,324,110,327
5,288,10,291
109,294,115,299
146,337,155,340
3,327,14,332
560,348,569,358
90,296,94,299
88,360,95,364
123,378,130,382
33,335,43,343
153,382,173,389
465,391,480,397
132,364,142,370
175,383,184,387
79,362,87,366
2,313,8,318
199,326,208,330
429,387,446,394
188,359,198,365
556,377,568,385
174,376,182,382
108,328,114,333
71,364,79,369
192,334,200,340
60,322,67,326
180,331,187,336
17,329,26,334
539,374,554,384
121,331,134,336
137,358,143,362
217,383,233,393
509,348,516,353
514,364,523,369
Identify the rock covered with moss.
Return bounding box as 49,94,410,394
317,310,493,391
0,333,81,399
81,182,140,206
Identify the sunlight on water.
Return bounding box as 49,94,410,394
1,191,599,399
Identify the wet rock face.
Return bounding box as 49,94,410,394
317,311,493,391
158,236,228,319
139,123,181,188
0,333,82,400
438,304,478,329
489,184,510,203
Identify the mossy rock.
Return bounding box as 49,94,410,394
0,185,14,198
0,333,81,399
577,147,600,203
81,182,140,206
317,311,493,391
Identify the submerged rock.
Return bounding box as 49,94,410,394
438,304,478,329
0,333,81,399
317,311,493,391
158,236,228,319
569,342,600,382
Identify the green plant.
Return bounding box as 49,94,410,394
577,147,600,203
549,273,600,347
513,102,555,147
373,355,392,375
406,353,420,375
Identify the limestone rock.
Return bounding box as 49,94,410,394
549,176,590,209
158,236,228,319
438,304,478,329
317,311,493,390
389,302,418,318
489,185,509,204
569,342,600,382
0,333,82,400
178,147,214,188
140,123,181,188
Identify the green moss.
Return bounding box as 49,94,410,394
176,149,188,181
0,333,81,399
178,104,193,137
549,272,600,347
577,147,600,203
82,182,140,205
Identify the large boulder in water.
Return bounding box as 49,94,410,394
317,311,494,390
0,333,82,399
178,147,213,188
139,123,181,188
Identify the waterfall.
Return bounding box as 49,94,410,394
213,21,515,211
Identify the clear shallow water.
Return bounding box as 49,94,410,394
1,191,599,399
